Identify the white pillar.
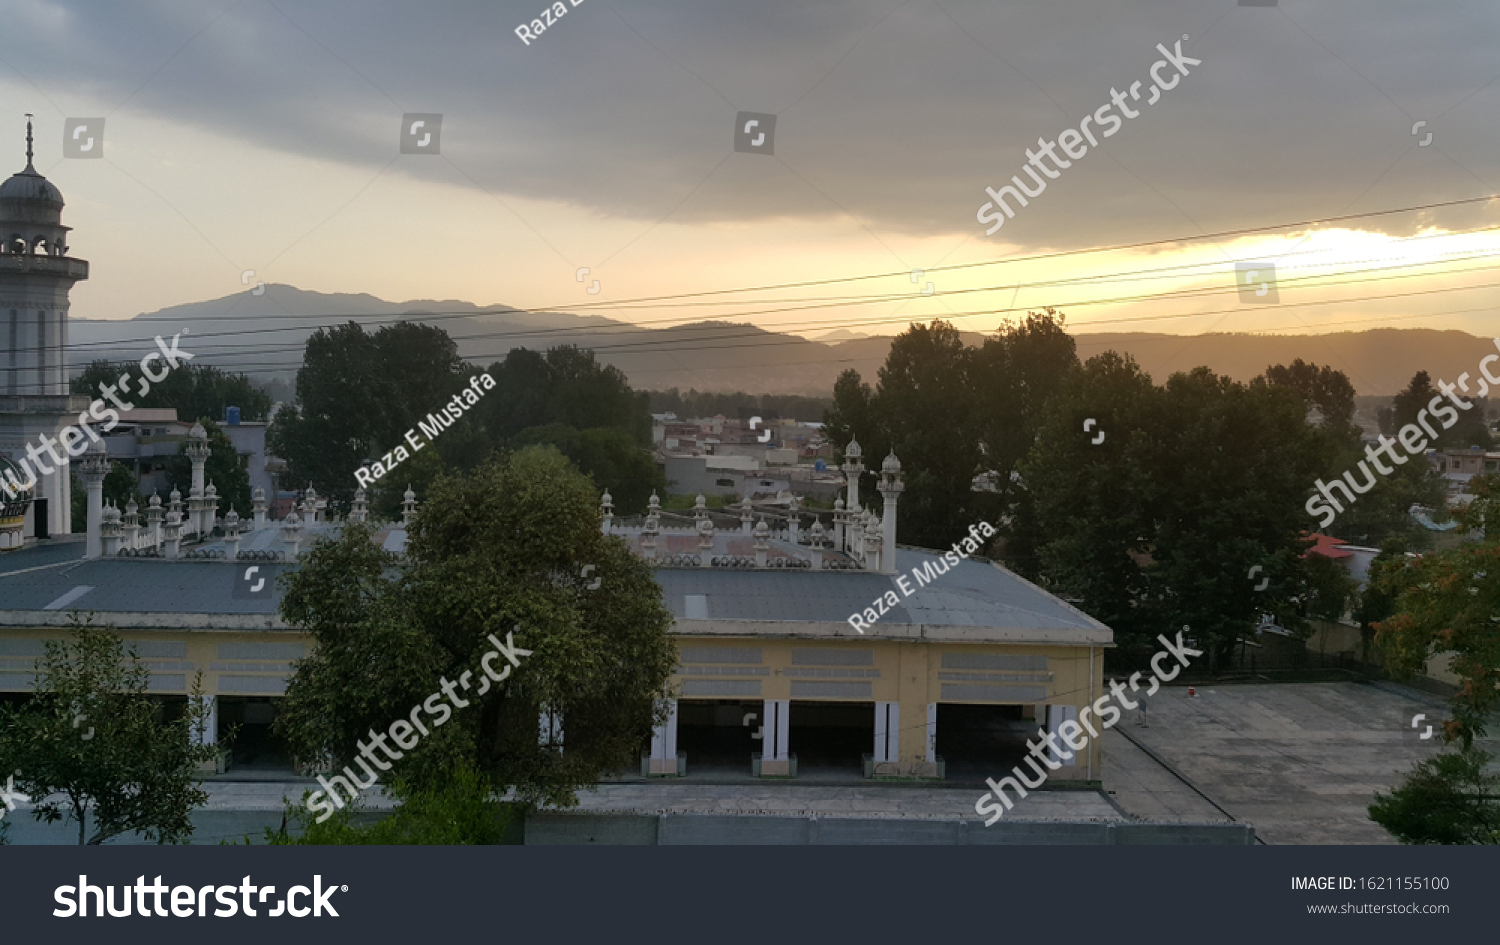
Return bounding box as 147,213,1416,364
648,699,679,775
760,698,791,775
1046,705,1077,766
192,694,218,746
925,702,938,764
874,701,899,765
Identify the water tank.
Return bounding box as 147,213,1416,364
226,406,241,426
814,460,826,471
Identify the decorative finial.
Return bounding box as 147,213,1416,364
24,113,34,170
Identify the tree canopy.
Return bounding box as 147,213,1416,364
0,620,217,844
71,360,272,423
273,446,677,809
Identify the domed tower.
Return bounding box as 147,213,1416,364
0,115,91,538
2,116,87,395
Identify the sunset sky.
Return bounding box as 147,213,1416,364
3,0,1499,339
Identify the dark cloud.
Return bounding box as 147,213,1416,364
4,0,1500,250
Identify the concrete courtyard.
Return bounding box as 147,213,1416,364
1101,678,1493,844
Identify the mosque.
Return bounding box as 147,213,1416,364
0,118,1113,791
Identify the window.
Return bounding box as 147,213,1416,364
715,478,735,487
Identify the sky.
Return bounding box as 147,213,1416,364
3,0,1500,341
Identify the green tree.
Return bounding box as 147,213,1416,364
1024,356,1325,664
870,321,986,548
273,447,677,809
515,424,666,514
1373,472,1500,745
973,309,1079,576
1392,370,1491,451
1369,749,1500,844
71,360,271,422
268,763,516,845
1020,351,1159,642
476,346,650,447
0,620,217,844
268,322,469,503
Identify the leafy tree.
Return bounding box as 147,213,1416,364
274,447,677,809
162,419,252,519
1369,748,1500,844
515,424,666,514
267,763,516,845
973,309,1079,575
268,322,469,502
1392,370,1491,451
71,360,271,422
476,346,650,447
1374,472,1500,746
1021,351,1159,642
1257,359,1359,442
865,321,987,548
1024,356,1325,664
0,620,217,844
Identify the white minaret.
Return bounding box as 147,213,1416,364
80,440,107,558
841,436,864,518
878,451,904,575
0,116,91,538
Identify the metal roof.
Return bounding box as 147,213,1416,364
0,537,1107,639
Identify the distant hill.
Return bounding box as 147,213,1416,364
68,287,1495,397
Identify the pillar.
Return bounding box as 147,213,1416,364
873,701,899,766
1045,705,1078,766
81,445,108,559
758,698,791,776
647,699,679,775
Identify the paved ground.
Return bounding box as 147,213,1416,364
1101,679,1493,844
565,781,1120,821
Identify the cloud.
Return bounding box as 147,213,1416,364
4,0,1500,256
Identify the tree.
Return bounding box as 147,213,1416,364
1024,356,1325,664
267,763,515,845
869,321,986,548
268,322,470,502
163,419,252,519
1020,351,1159,643
71,360,271,422
0,620,217,844
1369,748,1500,844
1258,359,1359,442
1392,370,1491,451
1373,472,1500,745
514,424,666,514
973,309,1079,575
476,346,651,447
273,447,677,809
